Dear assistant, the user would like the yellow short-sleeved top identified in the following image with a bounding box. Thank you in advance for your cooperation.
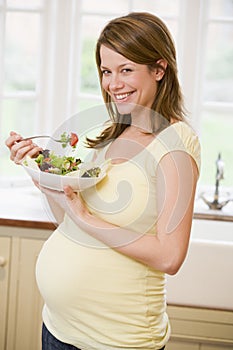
[36,122,201,350]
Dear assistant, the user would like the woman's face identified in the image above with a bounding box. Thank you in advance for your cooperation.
[100,45,159,115]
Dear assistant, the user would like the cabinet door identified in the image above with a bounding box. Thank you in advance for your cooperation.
[6,237,45,350]
[201,345,233,350]
[166,340,199,350]
[0,237,11,350]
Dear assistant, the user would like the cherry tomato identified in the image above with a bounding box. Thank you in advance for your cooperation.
[69,132,79,147]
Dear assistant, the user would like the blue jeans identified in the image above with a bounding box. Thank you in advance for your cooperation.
[42,324,81,350]
[42,323,165,350]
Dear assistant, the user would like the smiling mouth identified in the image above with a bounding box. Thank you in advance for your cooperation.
[114,92,134,100]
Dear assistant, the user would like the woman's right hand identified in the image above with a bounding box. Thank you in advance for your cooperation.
[5,131,43,164]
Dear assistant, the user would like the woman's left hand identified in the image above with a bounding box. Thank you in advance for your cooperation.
[63,185,90,219]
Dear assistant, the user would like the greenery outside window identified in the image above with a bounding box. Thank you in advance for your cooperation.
[0,0,232,193]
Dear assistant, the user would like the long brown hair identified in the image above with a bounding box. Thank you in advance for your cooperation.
[86,12,186,148]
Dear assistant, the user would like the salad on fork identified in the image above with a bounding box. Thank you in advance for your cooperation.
[19,131,79,148]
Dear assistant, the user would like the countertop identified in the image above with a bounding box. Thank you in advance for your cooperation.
[0,185,57,229]
[0,184,233,229]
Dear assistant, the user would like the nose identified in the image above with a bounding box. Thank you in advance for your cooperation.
[109,73,124,90]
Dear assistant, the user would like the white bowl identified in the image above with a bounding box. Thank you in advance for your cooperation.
[22,161,108,192]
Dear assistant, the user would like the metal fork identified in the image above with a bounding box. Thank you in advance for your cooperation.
[20,135,64,143]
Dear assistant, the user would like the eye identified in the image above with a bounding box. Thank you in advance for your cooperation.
[101,69,111,75]
[122,68,132,73]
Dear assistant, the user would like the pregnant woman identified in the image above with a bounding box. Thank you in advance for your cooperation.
[6,12,200,350]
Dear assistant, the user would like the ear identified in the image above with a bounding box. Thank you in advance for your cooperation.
[154,59,167,81]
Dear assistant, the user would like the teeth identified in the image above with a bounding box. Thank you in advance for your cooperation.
[115,92,131,100]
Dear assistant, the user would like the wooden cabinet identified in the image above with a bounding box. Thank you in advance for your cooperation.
[0,236,11,350]
[167,305,233,350]
[0,226,51,350]
[167,341,199,350]
[1,225,233,350]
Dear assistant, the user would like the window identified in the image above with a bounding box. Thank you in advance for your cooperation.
[0,0,232,191]
[0,0,43,179]
[198,0,233,188]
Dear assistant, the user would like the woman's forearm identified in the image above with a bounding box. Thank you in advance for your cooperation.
[65,206,185,275]
[63,151,198,275]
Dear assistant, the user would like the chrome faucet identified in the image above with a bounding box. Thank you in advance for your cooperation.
[201,153,231,210]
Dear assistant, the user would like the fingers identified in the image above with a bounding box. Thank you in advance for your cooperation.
[5,131,22,149]
[63,186,89,219]
[5,131,42,164]
[63,186,77,200]
[10,141,42,164]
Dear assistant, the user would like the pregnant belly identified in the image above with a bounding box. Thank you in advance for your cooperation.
[36,230,161,315]
[36,230,168,348]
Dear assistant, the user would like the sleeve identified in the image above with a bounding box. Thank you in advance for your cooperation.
[153,122,201,175]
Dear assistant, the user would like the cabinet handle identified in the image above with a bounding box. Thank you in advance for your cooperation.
[0,256,6,267]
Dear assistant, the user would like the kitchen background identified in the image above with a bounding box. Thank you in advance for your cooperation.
[0,0,232,194]
[0,1,233,350]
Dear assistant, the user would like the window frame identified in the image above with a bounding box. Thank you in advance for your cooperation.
[0,0,232,190]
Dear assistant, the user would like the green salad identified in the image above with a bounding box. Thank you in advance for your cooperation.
[23,149,101,177]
